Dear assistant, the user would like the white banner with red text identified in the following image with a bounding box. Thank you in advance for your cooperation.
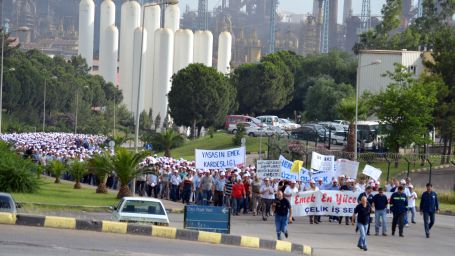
[291,190,392,217]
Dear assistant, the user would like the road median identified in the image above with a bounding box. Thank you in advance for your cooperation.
[0,213,312,255]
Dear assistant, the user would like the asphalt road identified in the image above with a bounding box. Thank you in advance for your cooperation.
[0,224,292,256]
[2,212,454,256]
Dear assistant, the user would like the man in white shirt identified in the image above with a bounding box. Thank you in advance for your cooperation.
[408,184,418,224]
[260,178,276,221]
[170,170,182,202]
[284,180,299,223]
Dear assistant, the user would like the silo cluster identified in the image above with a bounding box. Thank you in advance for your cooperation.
[78,0,232,128]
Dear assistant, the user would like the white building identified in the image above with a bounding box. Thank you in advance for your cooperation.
[358,49,425,95]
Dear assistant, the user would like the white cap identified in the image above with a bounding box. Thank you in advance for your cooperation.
[220,171,225,176]
[400,179,406,184]
[310,180,315,184]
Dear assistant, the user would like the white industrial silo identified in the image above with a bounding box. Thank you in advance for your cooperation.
[132,27,147,120]
[173,29,194,74]
[143,5,161,114]
[217,31,232,74]
[193,30,213,67]
[103,25,119,85]
[164,4,180,33]
[119,0,140,112]
[99,0,116,81]
[78,0,95,68]
[152,28,174,128]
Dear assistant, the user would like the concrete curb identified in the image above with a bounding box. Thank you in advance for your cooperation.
[0,213,313,255]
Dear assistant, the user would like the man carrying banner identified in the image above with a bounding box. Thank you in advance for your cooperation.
[390,186,408,237]
[272,191,292,240]
[352,196,371,251]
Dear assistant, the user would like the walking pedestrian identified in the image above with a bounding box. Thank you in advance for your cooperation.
[213,172,227,206]
[357,186,374,235]
[420,183,440,238]
[260,178,275,221]
[352,196,371,251]
[390,186,408,237]
[408,184,417,224]
[272,191,292,240]
[231,179,245,215]
[372,187,388,236]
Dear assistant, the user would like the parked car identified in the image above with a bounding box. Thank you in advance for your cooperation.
[230,122,286,137]
[0,192,20,214]
[291,125,326,142]
[224,115,262,130]
[330,131,348,145]
[279,118,301,130]
[333,120,349,130]
[256,115,280,127]
[318,122,346,132]
[228,122,262,134]
[111,197,169,225]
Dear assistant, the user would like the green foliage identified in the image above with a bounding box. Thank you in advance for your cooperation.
[368,65,438,152]
[232,61,293,115]
[232,123,246,146]
[151,129,185,157]
[68,161,88,189]
[207,126,216,138]
[48,160,65,183]
[88,153,112,182]
[304,76,354,121]
[0,142,39,193]
[169,64,236,135]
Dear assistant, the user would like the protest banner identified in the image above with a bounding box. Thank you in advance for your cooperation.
[195,147,245,169]
[310,169,334,184]
[257,160,281,179]
[291,190,392,217]
[311,152,335,172]
[279,155,311,182]
[362,165,382,181]
[334,159,360,178]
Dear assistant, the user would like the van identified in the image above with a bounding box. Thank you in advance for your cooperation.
[224,115,262,130]
[256,115,280,127]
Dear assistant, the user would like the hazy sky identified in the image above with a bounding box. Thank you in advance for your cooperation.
[178,0,419,24]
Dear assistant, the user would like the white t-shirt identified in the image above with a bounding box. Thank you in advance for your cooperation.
[408,191,418,207]
[260,184,275,199]
[284,185,299,202]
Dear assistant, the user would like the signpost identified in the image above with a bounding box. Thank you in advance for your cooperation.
[184,205,231,234]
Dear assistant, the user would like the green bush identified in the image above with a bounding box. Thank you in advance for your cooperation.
[232,123,246,146]
[0,142,40,193]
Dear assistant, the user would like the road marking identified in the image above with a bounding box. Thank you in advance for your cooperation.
[275,240,292,252]
[303,245,312,255]
[240,235,260,248]
[198,231,221,244]
[152,225,176,239]
[101,221,127,234]
[44,216,76,229]
[0,212,16,225]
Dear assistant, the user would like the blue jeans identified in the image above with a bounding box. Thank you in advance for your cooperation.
[408,207,416,223]
[423,211,435,236]
[275,214,289,240]
[202,190,212,205]
[375,209,387,234]
[357,223,368,249]
[242,196,250,213]
[194,190,202,205]
[232,197,243,214]
[170,184,179,201]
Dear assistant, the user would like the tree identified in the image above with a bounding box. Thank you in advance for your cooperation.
[232,61,293,115]
[151,129,184,157]
[337,96,368,154]
[111,148,149,199]
[87,153,112,193]
[48,160,65,184]
[303,76,354,121]
[169,64,235,137]
[368,65,438,152]
[68,161,88,189]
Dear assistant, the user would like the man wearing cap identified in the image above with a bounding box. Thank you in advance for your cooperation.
[408,184,418,224]
[260,178,275,221]
[200,170,214,206]
[390,186,408,237]
[284,180,298,223]
[251,175,262,216]
[420,183,439,238]
[308,180,319,224]
[170,170,182,202]
[213,171,227,206]
[193,170,203,205]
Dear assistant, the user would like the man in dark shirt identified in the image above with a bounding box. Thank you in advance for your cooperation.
[390,186,408,237]
[358,186,374,235]
[352,196,371,251]
[372,187,388,236]
[272,191,291,240]
[420,183,440,238]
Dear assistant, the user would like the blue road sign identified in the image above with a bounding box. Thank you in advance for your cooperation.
[144,144,153,150]
[184,205,230,234]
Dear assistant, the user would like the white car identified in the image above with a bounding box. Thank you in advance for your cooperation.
[111,197,169,226]
[228,121,265,134]
[279,118,301,130]
[330,131,348,145]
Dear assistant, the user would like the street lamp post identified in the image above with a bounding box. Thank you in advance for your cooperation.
[132,0,179,196]
[354,56,381,160]
[0,26,30,133]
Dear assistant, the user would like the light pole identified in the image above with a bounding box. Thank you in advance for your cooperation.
[43,76,57,132]
[0,26,30,133]
[74,86,89,134]
[132,0,179,196]
[354,56,381,160]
